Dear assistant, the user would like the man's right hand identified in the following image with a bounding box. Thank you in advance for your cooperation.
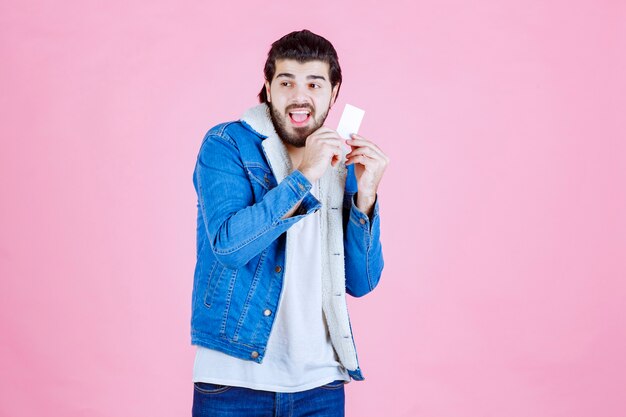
[297,127,343,183]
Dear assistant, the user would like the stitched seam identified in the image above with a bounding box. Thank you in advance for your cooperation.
[249,252,283,343]
[243,162,270,169]
[220,269,238,335]
[213,124,237,146]
[212,224,272,255]
[212,182,304,255]
[196,168,212,243]
[364,217,373,292]
[233,249,268,341]
[196,133,248,256]
[217,334,259,349]
[248,172,271,190]
[246,166,273,190]
[203,260,219,308]
[349,202,369,231]
[349,216,364,228]
[273,196,305,226]
[194,383,232,394]
[284,174,310,197]
[192,330,261,350]
[320,382,346,390]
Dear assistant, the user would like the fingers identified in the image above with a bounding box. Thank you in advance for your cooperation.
[346,135,383,153]
[315,138,342,155]
[308,130,389,170]
[346,134,389,163]
[345,155,371,166]
[309,129,342,147]
[316,136,343,145]
[346,145,379,160]
[310,126,341,140]
[311,126,337,135]
[346,153,389,168]
[347,133,377,146]
[309,130,342,152]
[306,128,342,167]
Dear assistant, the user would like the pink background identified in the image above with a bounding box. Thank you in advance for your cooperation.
[2,0,625,416]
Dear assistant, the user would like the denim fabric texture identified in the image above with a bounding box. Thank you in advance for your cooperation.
[191,107,384,381]
[192,380,346,417]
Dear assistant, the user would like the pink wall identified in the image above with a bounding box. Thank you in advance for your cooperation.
[2,0,625,416]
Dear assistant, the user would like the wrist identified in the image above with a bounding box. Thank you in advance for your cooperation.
[355,192,376,217]
[297,165,316,183]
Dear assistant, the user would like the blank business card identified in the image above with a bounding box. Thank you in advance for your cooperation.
[336,104,365,139]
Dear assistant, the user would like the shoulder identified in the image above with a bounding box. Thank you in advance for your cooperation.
[200,120,263,151]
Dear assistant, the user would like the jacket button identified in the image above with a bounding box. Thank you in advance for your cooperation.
[275,266,282,273]
[359,218,366,225]
[251,351,259,359]
[263,309,272,316]
[298,183,305,191]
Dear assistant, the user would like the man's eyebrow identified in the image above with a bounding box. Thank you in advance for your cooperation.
[275,73,327,81]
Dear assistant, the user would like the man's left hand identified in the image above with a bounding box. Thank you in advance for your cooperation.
[345,134,390,216]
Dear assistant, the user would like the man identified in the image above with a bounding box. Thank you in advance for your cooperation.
[191,29,389,417]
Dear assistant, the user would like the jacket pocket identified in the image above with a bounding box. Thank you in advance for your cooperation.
[245,163,275,191]
[203,260,223,308]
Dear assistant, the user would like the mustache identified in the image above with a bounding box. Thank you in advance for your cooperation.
[285,103,314,113]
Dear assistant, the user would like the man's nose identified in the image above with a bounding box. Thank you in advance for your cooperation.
[290,84,310,102]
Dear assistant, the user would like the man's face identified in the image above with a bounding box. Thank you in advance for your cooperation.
[265,59,339,148]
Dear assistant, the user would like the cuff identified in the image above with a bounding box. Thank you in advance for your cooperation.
[285,169,312,196]
[275,170,321,223]
[349,194,379,232]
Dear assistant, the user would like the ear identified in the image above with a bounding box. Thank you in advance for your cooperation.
[265,80,271,102]
[329,83,340,108]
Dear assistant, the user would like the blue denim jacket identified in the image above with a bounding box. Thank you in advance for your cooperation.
[191,104,384,381]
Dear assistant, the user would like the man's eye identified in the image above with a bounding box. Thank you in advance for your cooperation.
[281,82,291,87]
[309,84,320,89]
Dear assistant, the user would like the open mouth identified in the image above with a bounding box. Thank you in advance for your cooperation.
[288,110,311,126]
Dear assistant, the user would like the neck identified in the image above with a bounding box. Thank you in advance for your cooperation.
[285,142,305,171]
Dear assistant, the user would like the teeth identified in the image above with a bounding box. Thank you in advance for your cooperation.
[290,111,310,115]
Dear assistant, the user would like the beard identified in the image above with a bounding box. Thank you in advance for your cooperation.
[268,101,331,148]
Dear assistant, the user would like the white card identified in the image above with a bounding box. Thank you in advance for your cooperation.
[336,104,365,139]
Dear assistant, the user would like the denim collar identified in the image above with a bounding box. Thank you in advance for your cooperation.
[240,103,292,183]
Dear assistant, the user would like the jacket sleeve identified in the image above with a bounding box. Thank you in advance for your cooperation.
[343,165,384,297]
[193,131,320,269]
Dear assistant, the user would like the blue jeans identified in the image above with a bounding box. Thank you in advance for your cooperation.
[192,380,346,417]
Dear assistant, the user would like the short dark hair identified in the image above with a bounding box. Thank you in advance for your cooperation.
[258,29,342,103]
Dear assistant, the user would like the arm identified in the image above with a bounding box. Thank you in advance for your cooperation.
[342,133,389,297]
[193,131,320,269]
[343,164,384,297]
